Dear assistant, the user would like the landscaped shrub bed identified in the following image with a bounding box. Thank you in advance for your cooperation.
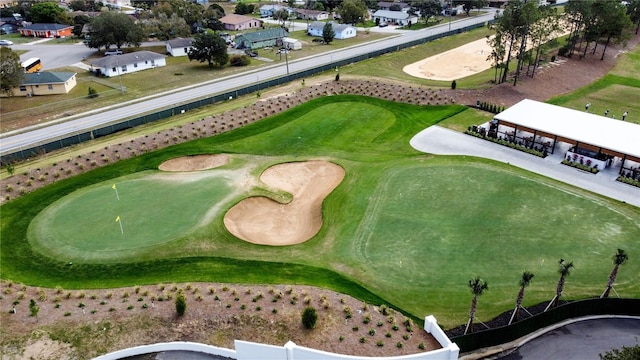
[465,129,547,158]
[561,159,599,174]
[616,176,640,188]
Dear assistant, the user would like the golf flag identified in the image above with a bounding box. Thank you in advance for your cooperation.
[112,183,120,200]
[115,215,123,234]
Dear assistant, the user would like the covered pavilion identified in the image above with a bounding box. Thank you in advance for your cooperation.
[490,99,640,177]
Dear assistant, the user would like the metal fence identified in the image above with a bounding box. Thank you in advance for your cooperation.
[451,298,640,353]
[1,21,491,165]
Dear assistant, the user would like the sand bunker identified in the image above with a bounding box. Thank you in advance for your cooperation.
[403,37,493,81]
[224,161,345,246]
[159,154,229,172]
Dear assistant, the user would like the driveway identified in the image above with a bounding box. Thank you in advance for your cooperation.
[410,126,639,208]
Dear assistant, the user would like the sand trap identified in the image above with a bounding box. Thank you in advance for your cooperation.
[403,37,493,81]
[159,154,229,172]
[224,160,345,246]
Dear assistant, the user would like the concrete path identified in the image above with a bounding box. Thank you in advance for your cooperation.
[410,126,639,208]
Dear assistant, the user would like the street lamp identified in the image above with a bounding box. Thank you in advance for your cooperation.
[448,1,454,32]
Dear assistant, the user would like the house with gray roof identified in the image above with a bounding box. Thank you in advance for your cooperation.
[166,38,193,56]
[307,21,356,39]
[259,4,290,18]
[234,27,289,50]
[89,51,166,77]
[372,10,418,26]
[19,23,73,38]
[11,72,77,96]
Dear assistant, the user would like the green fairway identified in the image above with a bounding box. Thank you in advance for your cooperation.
[2,96,639,328]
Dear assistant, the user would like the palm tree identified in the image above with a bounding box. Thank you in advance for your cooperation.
[464,277,489,335]
[544,259,574,312]
[601,249,628,298]
[509,271,534,325]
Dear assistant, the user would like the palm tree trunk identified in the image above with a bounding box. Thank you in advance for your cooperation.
[508,287,525,325]
[554,275,566,307]
[601,264,619,298]
[464,296,478,334]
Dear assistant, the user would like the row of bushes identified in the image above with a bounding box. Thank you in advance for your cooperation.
[476,101,505,114]
[465,129,547,158]
[561,159,599,174]
[616,176,640,188]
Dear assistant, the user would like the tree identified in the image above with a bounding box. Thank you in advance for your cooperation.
[627,0,640,35]
[29,299,39,318]
[69,0,87,11]
[301,307,318,329]
[601,249,628,298]
[545,259,574,311]
[458,0,487,17]
[322,22,335,44]
[0,47,23,96]
[29,2,65,23]
[508,271,534,325]
[144,13,191,40]
[87,11,144,50]
[410,0,441,24]
[205,3,225,20]
[234,2,255,15]
[464,277,488,335]
[273,8,289,27]
[594,1,632,60]
[188,31,228,68]
[175,291,186,316]
[600,345,640,360]
[336,0,368,25]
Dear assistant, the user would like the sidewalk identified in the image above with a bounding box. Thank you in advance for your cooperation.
[410,126,639,208]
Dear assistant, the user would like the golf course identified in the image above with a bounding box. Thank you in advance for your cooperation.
[3,95,639,328]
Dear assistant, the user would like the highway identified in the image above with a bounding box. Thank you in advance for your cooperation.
[0,12,495,157]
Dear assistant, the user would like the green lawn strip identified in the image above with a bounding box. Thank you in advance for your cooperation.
[3,95,639,329]
[438,107,494,132]
[548,75,640,124]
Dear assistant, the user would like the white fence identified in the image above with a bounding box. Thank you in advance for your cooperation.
[93,315,459,360]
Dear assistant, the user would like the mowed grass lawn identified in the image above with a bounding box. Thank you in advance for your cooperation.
[2,96,639,328]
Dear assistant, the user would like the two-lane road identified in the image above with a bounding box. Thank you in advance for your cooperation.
[1,12,495,157]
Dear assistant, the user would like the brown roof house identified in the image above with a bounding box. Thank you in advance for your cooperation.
[219,14,262,31]
[11,72,77,97]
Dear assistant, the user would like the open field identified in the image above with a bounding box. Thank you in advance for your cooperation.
[3,96,639,330]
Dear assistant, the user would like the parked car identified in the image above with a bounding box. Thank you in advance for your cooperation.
[0,39,14,46]
[104,49,123,56]
[244,49,258,57]
[378,22,388,28]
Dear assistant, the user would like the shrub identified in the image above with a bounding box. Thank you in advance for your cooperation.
[230,54,251,66]
[175,291,187,316]
[451,80,457,90]
[302,307,318,329]
[397,342,403,348]
[377,340,384,347]
[359,337,366,343]
[369,328,376,336]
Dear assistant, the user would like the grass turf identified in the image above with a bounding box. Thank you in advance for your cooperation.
[2,95,640,328]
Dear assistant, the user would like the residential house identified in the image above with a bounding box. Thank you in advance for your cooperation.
[372,10,418,26]
[234,27,288,49]
[12,72,77,97]
[89,51,166,77]
[166,37,193,56]
[293,8,329,21]
[307,21,356,40]
[19,23,73,38]
[259,4,288,18]
[377,1,411,12]
[219,14,262,31]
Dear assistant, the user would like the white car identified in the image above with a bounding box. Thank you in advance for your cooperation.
[104,49,123,56]
[0,39,14,46]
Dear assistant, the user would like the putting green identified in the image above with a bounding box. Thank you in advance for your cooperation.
[28,170,236,261]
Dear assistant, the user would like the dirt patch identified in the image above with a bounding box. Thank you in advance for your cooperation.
[158,154,229,172]
[404,37,492,81]
[224,161,345,246]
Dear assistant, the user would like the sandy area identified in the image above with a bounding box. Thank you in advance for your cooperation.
[224,161,345,246]
[158,154,229,172]
[403,37,493,81]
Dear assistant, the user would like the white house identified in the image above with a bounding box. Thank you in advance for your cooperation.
[89,51,166,77]
[372,10,418,26]
[166,38,193,57]
[282,37,302,50]
[307,21,356,40]
[259,4,289,17]
[293,8,329,21]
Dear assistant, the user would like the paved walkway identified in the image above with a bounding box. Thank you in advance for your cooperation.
[410,126,639,208]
